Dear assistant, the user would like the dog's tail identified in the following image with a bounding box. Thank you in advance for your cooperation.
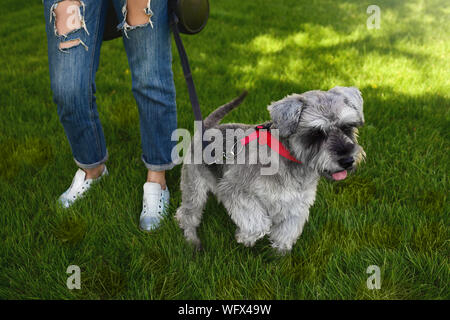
[203,90,248,128]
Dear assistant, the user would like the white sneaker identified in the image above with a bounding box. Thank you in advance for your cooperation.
[58,166,108,208]
[139,182,170,232]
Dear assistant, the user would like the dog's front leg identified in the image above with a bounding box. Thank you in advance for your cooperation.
[269,208,309,253]
[222,196,271,247]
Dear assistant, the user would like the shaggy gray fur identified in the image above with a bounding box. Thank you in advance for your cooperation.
[175,86,366,253]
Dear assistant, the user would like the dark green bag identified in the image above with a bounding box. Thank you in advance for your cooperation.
[103,0,209,40]
[169,0,209,34]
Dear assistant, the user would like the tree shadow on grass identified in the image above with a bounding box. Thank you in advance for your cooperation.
[209,0,447,36]
[174,0,447,121]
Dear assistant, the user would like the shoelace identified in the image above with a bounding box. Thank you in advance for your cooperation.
[65,179,92,201]
[142,191,165,217]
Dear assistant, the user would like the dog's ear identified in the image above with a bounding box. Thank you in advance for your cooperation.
[267,94,303,137]
[329,86,364,124]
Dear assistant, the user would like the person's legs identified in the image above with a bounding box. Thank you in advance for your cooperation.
[112,0,177,230]
[44,0,109,206]
[113,0,177,184]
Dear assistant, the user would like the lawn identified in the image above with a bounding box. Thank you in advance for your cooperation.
[0,0,448,299]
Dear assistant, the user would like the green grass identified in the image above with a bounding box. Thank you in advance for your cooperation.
[0,0,448,299]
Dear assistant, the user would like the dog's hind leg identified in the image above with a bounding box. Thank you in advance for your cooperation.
[175,165,210,249]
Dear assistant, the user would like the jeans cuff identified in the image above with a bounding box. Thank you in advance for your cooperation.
[141,155,178,171]
[74,150,108,169]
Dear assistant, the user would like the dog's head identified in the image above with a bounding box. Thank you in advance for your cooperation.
[267,86,366,180]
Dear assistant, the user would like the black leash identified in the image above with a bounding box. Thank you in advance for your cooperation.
[169,12,205,127]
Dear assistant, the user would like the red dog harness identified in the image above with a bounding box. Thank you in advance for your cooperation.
[240,124,302,164]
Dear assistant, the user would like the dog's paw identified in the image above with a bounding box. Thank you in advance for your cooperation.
[185,240,203,257]
[236,235,257,247]
[235,230,267,247]
[186,237,202,252]
[195,242,203,252]
[271,243,292,255]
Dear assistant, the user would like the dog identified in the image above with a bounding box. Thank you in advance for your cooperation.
[175,86,365,253]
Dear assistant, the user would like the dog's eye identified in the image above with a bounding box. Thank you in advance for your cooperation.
[311,129,326,139]
[304,129,327,147]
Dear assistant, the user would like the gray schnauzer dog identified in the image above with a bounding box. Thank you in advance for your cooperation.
[175,86,365,253]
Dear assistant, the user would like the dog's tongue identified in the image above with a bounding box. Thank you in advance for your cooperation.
[332,170,347,181]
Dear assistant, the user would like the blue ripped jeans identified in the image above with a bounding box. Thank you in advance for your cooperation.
[43,0,177,171]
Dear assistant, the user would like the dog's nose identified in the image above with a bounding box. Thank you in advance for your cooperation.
[338,157,354,169]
